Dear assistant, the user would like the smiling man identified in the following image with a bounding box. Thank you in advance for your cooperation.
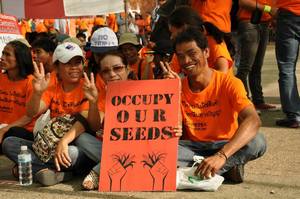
[166,27,267,183]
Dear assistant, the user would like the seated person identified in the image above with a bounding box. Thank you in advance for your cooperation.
[2,42,94,186]
[0,40,34,153]
[161,27,266,183]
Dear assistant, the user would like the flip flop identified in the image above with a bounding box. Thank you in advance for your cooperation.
[82,170,99,190]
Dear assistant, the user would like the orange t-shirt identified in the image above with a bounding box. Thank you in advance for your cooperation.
[41,79,89,118]
[95,74,106,112]
[107,14,118,33]
[191,0,232,33]
[44,19,55,32]
[36,21,48,33]
[0,74,35,131]
[130,59,154,80]
[276,0,300,15]
[207,35,233,71]
[94,16,106,26]
[238,0,273,22]
[181,70,252,142]
[20,20,31,37]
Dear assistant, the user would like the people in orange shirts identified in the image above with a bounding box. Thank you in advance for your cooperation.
[0,41,34,152]
[2,42,95,186]
[168,6,233,74]
[119,32,154,80]
[162,27,266,183]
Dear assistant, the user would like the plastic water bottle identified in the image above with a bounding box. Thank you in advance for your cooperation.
[18,145,32,186]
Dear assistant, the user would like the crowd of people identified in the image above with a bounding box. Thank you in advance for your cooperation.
[0,0,299,191]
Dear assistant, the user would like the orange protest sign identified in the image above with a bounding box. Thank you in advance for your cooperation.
[99,79,180,192]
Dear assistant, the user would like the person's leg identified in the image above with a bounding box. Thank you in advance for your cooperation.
[75,133,103,190]
[2,137,54,174]
[219,133,267,174]
[177,140,228,167]
[249,23,269,105]
[0,127,33,154]
[276,10,300,124]
[236,21,259,98]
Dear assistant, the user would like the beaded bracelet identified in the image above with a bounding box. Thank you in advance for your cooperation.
[216,150,228,161]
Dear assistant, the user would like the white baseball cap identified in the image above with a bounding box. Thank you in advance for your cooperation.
[90,27,118,53]
[53,42,84,64]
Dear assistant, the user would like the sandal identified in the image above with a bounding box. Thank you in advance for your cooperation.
[82,170,99,190]
[11,164,18,179]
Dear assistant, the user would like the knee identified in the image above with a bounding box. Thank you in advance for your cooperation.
[74,133,91,147]
[245,133,267,158]
[68,145,81,161]
[2,137,17,155]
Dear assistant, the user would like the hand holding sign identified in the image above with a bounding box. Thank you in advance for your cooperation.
[83,72,98,104]
[32,62,50,95]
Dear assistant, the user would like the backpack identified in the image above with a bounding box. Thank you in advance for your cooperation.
[32,114,76,163]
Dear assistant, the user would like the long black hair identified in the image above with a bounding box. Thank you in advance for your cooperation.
[7,40,34,78]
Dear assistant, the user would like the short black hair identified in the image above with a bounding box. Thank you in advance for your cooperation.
[31,37,56,53]
[7,41,34,78]
[169,6,204,31]
[174,26,208,51]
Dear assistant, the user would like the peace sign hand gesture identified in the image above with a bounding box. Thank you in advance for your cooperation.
[159,61,180,80]
[32,62,51,95]
[83,72,98,104]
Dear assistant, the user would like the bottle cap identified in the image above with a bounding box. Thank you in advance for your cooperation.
[20,145,28,151]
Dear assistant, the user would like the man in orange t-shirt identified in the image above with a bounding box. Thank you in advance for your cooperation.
[162,27,266,183]
[236,0,277,111]
[275,0,300,128]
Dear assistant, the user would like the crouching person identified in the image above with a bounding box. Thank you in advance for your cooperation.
[162,27,266,183]
[2,42,95,186]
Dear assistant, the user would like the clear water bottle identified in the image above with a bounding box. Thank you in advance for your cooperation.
[18,145,32,186]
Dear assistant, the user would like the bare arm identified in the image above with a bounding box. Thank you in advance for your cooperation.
[82,72,104,131]
[239,0,278,16]
[221,105,261,158]
[195,105,261,178]
[26,62,50,117]
[214,57,229,73]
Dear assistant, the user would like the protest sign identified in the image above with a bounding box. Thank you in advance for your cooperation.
[0,14,22,57]
[99,79,180,192]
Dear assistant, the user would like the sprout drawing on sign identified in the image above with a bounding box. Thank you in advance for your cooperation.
[141,152,168,191]
[108,153,136,191]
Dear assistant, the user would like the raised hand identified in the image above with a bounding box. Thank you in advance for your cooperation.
[159,61,180,79]
[32,62,50,94]
[83,72,98,104]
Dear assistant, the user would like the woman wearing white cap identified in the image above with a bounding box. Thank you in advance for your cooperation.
[2,42,96,186]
